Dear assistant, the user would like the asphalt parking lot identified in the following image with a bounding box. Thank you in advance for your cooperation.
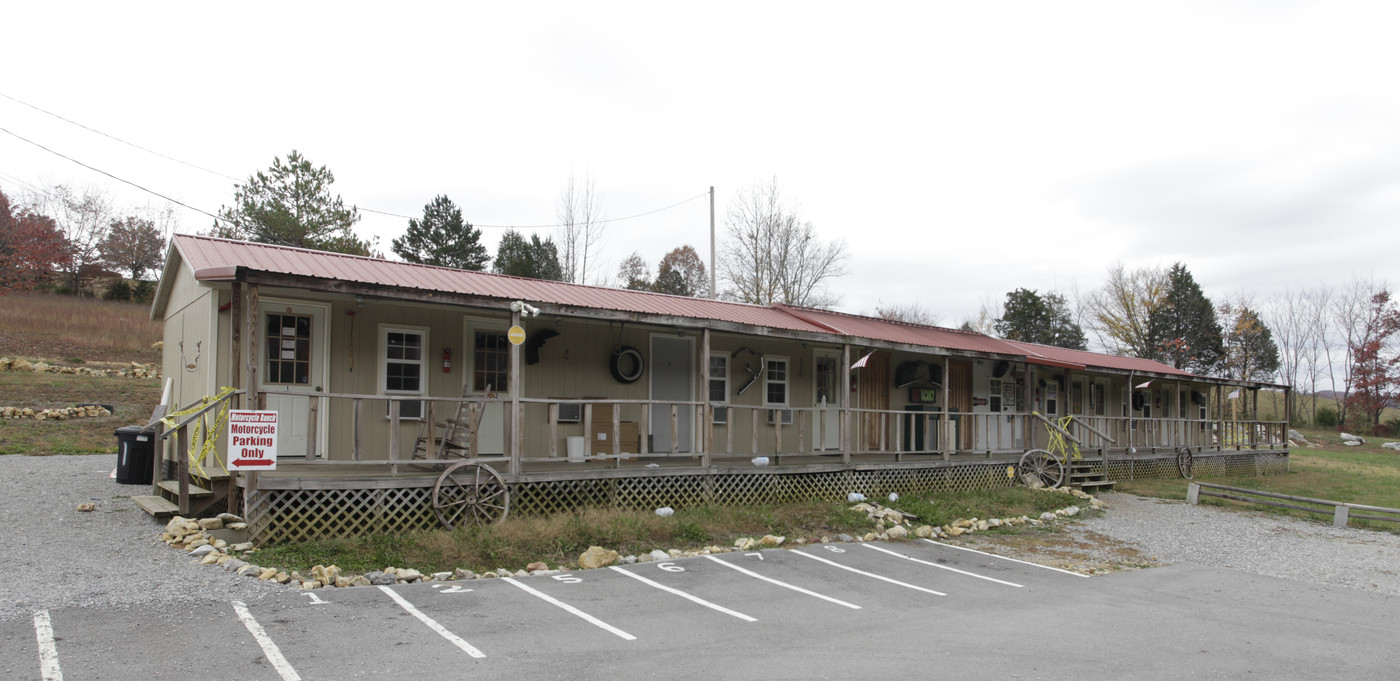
[9,537,1399,681]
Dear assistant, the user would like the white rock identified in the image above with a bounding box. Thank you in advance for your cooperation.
[1344,440,1361,446]
[1039,512,1057,521]
[886,525,908,539]
[1383,442,1400,451]
[188,544,218,557]
[888,493,899,502]
[649,549,669,561]
[654,507,674,517]
[1340,432,1365,443]
[620,555,638,564]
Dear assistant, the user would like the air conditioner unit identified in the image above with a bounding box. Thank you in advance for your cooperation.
[768,408,794,425]
[712,405,728,425]
[556,403,581,423]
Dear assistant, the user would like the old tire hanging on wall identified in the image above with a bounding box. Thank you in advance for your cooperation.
[610,346,644,384]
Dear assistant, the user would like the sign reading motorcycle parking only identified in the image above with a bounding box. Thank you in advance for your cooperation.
[228,410,279,470]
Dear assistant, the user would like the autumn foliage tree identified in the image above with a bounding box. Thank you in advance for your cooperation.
[0,189,69,292]
[654,245,708,297]
[99,216,165,280]
[1342,290,1400,434]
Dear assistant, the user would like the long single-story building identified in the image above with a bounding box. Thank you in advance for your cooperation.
[145,234,1290,543]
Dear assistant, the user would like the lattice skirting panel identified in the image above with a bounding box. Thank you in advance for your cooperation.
[1101,451,1289,482]
[245,452,1287,544]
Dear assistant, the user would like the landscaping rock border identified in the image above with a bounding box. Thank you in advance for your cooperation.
[0,357,159,379]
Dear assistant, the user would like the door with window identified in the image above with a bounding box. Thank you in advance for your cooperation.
[813,350,841,451]
[465,320,509,455]
[258,301,328,458]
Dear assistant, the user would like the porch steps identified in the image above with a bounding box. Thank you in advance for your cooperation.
[1068,462,1116,493]
[157,480,214,497]
[131,494,180,517]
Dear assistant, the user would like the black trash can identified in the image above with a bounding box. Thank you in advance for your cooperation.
[114,425,155,485]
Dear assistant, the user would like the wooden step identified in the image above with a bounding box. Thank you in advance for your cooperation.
[1074,480,1117,491]
[157,480,213,497]
[194,469,229,482]
[132,495,180,517]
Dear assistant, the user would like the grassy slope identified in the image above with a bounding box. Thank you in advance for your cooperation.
[0,293,164,455]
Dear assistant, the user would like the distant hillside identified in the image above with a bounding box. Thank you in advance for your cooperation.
[0,293,161,364]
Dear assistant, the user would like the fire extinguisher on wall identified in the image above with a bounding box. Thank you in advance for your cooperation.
[442,348,452,373]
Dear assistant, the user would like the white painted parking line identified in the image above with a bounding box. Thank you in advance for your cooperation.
[608,566,758,622]
[921,539,1090,578]
[863,543,1024,587]
[33,610,63,681]
[502,578,637,640]
[232,601,303,680]
[377,586,488,658]
[792,549,947,596]
[703,555,862,609]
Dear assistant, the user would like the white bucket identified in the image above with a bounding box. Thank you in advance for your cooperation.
[566,436,586,463]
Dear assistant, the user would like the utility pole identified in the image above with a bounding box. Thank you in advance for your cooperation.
[709,186,716,299]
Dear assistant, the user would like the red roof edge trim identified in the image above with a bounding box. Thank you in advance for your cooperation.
[771,304,850,336]
[193,266,239,281]
[1026,357,1087,370]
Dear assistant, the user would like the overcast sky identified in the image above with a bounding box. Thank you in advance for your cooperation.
[3,1,1396,333]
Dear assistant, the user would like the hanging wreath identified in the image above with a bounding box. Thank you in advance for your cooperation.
[610,346,644,383]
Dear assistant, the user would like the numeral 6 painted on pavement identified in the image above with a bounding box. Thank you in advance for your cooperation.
[656,562,685,572]
[553,574,583,584]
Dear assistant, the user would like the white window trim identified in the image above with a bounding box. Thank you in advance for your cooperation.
[764,355,790,408]
[379,324,429,421]
[709,352,729,425]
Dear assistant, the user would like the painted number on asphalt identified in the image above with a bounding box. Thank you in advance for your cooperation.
[553,574,583,584]
[746,552,764,560]
[824,546,846,553]
[657,562,685,572]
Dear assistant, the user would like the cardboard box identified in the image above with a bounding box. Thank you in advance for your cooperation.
[589,421,640,457]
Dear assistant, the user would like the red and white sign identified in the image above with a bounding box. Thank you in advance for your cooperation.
[228,410,279,470]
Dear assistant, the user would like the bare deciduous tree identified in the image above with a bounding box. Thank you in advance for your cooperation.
[875,301,942,326]
[719,178,847,308]
[1331,276,1380,425]
[31,185,114,293]
[1263,288,1312,423]
[557,171,606,285]
[1087,262,1167,357]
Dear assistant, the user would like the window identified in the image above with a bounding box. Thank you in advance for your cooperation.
[1045,381,1059,415]
[473,330,509,392]
[1071,381,1084,415]
[381,327,426,419]
[1003,379,1018,412]
[265,313,311,385]
[765,357,788,406]
[989,379,1002,412]
[1091,383,1105,416]
[709,353,729,424]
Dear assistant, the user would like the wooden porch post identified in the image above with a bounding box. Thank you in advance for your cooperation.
[840,344,851,464]
[700,328,711,467]
[941,358,952,461]
[508,309,522,475]
[228,281,242,511]
[243,282,260,517]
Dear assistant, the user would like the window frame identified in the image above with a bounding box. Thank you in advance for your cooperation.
[764,356,790,408]
[379,324,428,421]
[708,352,729,425]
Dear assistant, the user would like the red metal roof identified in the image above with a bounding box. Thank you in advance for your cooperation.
[166,234,1199,379]
[1000,339,1195,378]
[169,234,834,335]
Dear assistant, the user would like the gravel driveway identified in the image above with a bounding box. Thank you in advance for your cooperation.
[5,454,1398,623]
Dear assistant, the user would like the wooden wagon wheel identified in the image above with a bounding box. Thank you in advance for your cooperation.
[432,461,510,529]
[1017,448,1065,489]
[1177,447,1195,480]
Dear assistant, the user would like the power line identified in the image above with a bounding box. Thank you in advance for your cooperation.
[0,124,227,223]
[0,91,242,182]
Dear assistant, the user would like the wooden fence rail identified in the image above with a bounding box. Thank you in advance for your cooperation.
[1187,482,1400,528]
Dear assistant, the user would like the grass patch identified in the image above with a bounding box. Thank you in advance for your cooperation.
[0,371,162,455]
[0,293,161,364]
[252,488,1076,575]
[1115,435,1400,532]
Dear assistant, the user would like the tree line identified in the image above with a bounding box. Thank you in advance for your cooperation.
[0,185,170,300]
[960,263,1399,435]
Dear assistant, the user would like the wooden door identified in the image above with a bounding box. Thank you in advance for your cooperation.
[948,360,973,450]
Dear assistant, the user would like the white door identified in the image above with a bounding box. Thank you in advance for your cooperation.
[650,335,694,453]
[465,320,509,455]
[258,301,328,458]
[813,350,841,450]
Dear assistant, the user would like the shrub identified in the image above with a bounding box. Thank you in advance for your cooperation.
[132,280,156,303]
[104,280,133,302]
[1315,406,1339,428]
